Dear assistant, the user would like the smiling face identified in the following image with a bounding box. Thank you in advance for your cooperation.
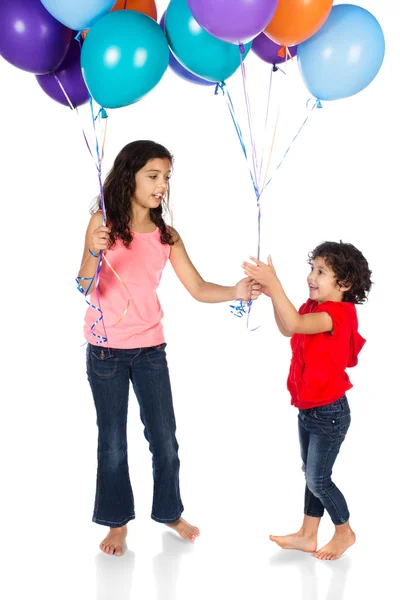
[307,256,350,304]
[132,157,172,210]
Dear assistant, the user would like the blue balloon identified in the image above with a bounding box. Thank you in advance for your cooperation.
[160,11,214,86]
[165,0,251,83]
[40,0,115,31]
[297,4,385,101]
[81,11,169,108]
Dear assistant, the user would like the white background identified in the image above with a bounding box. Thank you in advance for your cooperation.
[0,1,398,598]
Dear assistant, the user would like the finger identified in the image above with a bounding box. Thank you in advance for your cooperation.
[249,256,261,264]
[243,269,258,279]
[96,226,111,233]
[242,262,258,272]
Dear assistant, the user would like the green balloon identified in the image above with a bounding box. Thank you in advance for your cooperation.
[81,10,169,108]
[165,0,251,83]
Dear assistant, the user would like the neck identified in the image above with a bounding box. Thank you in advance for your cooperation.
[131,203,152,228]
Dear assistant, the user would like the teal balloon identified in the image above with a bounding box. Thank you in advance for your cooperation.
[81,10,169,108]
[165,0,251,83]
[297,4,385,101]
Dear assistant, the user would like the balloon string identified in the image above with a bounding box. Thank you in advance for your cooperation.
[260,51,289,192]
[103,255,131,326]
[216,66,261,330]
[258,65,274,185]
[215,83,258,197]
[260,98,321,197]
[53,74,98,168]
[239,45,260,192]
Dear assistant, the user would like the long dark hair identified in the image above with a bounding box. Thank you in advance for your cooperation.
[91,140,174,248]
[308,241,373,304]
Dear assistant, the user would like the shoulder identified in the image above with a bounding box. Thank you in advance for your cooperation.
[299,299,317,315]
[315,301,353,321]
[167,226,182,245]
[315,301,355,337]
[88,210,103,229]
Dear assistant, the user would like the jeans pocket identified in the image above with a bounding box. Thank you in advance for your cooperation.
[311,406,351,441]
[145,343,167,368]
[90,345,118,377]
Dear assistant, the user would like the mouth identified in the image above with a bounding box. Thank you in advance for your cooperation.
[309,285,318,292]
[152,194,164,202]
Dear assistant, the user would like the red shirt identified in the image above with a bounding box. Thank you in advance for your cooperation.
[287,299,366,410]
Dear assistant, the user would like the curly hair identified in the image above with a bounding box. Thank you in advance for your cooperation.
[308,241,373,304]
[91,140,174,248]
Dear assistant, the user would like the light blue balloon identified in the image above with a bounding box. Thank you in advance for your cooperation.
[297,4,385,101]
[40,0,115,31]
[81,11,169,108]
[165,0,251,83]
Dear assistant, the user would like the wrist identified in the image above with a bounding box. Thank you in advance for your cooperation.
[89,248,100,258]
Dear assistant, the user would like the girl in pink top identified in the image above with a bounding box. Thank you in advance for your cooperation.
[77,140,261,556]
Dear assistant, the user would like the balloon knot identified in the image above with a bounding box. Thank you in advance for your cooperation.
[239,43,245,54]
[272,64,278,72]
[100,108,108,118]
[277,46,286,58]
[74,31,82,41]
[316,99,322,109]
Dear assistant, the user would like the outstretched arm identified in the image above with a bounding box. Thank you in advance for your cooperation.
[243,256,333,335]
[169,229,261,303]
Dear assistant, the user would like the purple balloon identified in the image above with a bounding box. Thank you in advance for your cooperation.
[35,40,89,108]
[0,0,73,74]
[252,32,297,65]
[160,12,214,86]
[187,0,279,44]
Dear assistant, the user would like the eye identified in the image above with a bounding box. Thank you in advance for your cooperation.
[149,175,157,179]
[318,270,324,275]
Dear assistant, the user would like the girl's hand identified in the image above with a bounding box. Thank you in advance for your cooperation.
[92,226,110,254]
[242,255,278,292]
[235,277,262,302]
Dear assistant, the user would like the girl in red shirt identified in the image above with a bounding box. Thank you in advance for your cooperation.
[243,241,372,560]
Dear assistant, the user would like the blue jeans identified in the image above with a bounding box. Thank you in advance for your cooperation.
[298,395,351,525]
[86,342,184,527]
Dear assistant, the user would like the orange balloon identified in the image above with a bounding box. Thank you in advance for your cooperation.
[112,0,157,21]
[264,0,333,48]
[81,0,157,38]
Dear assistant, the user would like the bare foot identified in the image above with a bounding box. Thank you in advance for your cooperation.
[100,525,127,556]
[167,518,200,543]
[269,531,317,553]
[314,528,356,560]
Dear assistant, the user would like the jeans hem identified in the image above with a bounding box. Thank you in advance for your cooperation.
[304,511,324,518]
[151,508,184,524]
[331,515,350,526]
[92,514,135,527]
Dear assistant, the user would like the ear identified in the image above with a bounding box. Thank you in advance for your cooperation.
[338,281,352,292]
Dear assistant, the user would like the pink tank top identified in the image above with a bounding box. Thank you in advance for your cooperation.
[84,228,171,349]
